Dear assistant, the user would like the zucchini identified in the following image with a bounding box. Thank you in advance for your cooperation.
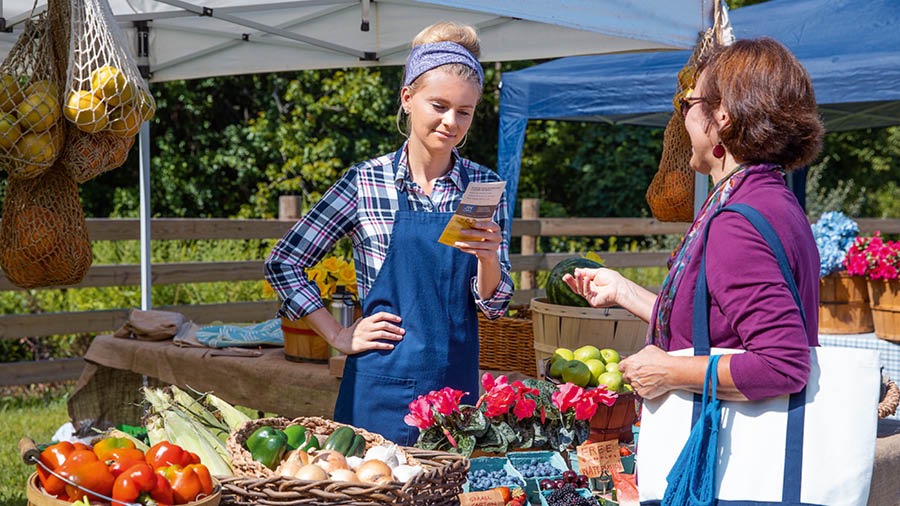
[323,426,358,456]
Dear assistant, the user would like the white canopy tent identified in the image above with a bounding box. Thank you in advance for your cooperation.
[0,0,717,307]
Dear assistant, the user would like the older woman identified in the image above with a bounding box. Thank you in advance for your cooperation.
[564,37,824,402]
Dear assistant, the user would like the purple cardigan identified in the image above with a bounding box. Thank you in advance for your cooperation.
[666,170,820,400]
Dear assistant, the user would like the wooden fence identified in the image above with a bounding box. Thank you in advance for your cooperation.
[2,196,899,386]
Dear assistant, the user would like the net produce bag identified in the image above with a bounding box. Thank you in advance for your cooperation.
[646,3,732,222]
[0,12,66,180]
[0,163,93,288]
[60,0,155,182]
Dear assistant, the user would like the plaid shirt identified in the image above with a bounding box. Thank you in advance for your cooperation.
[265,146,514,321]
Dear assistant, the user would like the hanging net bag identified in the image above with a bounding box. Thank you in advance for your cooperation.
[645,3,733,222]
[0,163,93,288]
[0,11,66,180]
[59,0,154,183]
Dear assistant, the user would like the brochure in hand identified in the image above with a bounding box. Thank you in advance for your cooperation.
[438,181,506,247]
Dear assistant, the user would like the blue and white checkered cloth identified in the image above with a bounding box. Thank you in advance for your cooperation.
[820,332,900,420]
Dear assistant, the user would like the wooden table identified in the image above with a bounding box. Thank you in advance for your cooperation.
[68,334,341,430]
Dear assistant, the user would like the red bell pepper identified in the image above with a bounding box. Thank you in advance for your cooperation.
[60,459,116,503]
[145,441,200,470]
[93,436,137,461]
[107,447,149,477]
[42,449,99,497]
[157,464,213,504]
[36,441,91,494]
[113,462,174,505]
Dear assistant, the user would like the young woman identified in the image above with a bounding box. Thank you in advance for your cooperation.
[265,22,513,445]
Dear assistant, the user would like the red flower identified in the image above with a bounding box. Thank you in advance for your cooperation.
[843,232,900,280]
[404,395,436,429]
[428,387,465,416]
[552,383,618,421]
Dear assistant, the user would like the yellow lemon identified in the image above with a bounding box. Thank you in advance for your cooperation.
[16,90,60,131]
[0,113,22,150]
[16,130,56,164]
[108,104,142,137]
[91,66,134,106]
[0,74,24,113]
[65,91,109,133]
[24,80,59,99]
[138,88,155,121]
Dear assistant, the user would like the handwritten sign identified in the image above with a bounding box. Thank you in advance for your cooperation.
[458,489,505,506]
[576,440,623,477]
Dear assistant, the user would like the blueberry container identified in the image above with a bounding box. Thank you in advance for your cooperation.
[463,456,527,493]
[506,450,568,504]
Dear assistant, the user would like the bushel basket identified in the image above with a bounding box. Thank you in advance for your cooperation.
[223,416,468,505]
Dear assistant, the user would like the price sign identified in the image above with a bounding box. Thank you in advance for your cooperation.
[458,489,505,506]
[576,440,623,477]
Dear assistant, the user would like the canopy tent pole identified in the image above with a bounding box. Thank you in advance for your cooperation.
[138,120,152,310]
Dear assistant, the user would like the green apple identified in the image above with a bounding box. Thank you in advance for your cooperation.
[549,358,567,379]
[561,360,592,388]
[596,371,624,392]
[605,362,620,373]
[552,347,575,363]
[573,345,602,363]
[599,348,621,364]
[584,358,606,387]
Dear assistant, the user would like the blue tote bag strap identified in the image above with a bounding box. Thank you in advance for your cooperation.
[686,203,808,504]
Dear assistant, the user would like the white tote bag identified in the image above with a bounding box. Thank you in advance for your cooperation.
[637,204,880,505]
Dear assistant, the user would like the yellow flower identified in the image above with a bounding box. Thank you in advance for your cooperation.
[321,256,342,272]
[337,263,357,284]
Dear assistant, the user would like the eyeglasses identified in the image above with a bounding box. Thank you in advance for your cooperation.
[679,96,706,118]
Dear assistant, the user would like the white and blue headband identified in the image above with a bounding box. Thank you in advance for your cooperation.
[403,41,484,87]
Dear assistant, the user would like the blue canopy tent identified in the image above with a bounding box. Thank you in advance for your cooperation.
[497,0,900,220]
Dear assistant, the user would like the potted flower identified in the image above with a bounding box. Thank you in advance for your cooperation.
[811,212,872,334]
[405,373,617,458]
[279,254,359,362]
[844,232,900,342]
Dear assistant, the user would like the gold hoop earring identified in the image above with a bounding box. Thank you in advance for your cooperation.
[457,133,468,149]
[395,108,409,138]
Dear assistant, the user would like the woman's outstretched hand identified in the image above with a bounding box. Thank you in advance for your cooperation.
[562,267,623,308]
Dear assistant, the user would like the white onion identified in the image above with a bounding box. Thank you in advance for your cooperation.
[392,464,424,483]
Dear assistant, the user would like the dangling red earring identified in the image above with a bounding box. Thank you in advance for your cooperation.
[712,141,726,159]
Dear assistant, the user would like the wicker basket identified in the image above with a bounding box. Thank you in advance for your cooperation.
[531,298,648,371]
[819,272,873,334]
[879,376,900,419]
[478,307,537,377]
[227,416,390,479]
[26,472,221,506]
[219,448,467,506]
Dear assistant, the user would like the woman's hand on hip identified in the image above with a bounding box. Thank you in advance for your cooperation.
[562,267,623,308]
[618,345,677,399]
[333,312,404,355]
[454,220,502,262]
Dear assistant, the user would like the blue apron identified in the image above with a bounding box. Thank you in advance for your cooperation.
[333,149,480,446]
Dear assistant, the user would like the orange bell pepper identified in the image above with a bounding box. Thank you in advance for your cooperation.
[42,448,98,497]
[106,447,149,477]
[93,436,137,461]
[36,441,91,494]
[60,459,116,503]
[145,441,200,470]
[157,464,213,504]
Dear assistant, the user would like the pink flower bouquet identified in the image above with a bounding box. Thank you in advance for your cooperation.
[844,231,900,280]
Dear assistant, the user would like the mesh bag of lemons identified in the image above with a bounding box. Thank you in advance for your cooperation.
[60,0,155,182]
[0,13,66,180]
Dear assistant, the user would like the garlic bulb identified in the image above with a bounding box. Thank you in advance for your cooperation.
[392,464,424,483]
[363,443,403,468]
